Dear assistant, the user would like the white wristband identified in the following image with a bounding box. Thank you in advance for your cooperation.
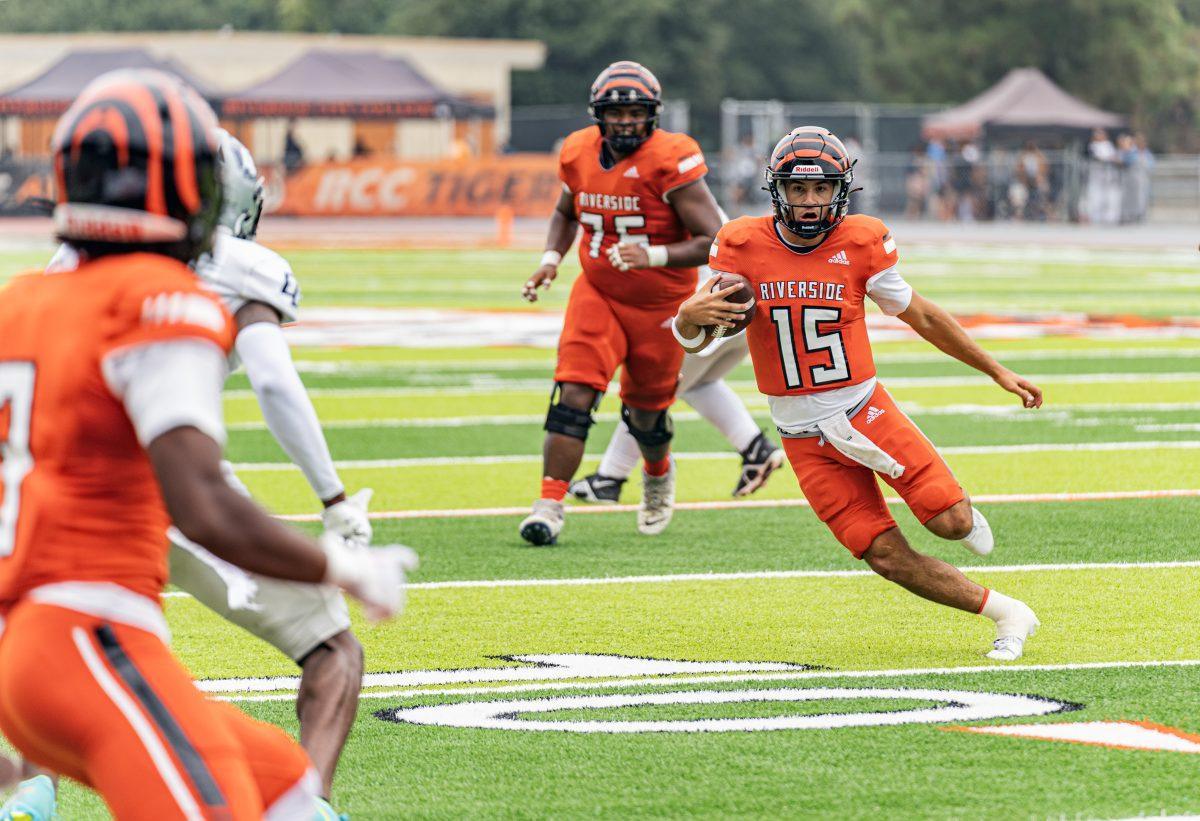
[540,250,563,268]
[670,315,707,350]
[645,245,669,267]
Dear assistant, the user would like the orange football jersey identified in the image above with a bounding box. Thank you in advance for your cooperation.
[0,253,234,607]
[710,214,899,396]
[558,126,708,307]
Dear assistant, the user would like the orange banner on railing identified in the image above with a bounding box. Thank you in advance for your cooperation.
[275,154,561,217]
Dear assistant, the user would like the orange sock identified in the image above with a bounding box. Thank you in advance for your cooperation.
[644,456,671,477]
[541,477,569,501]
[976,588,991,614]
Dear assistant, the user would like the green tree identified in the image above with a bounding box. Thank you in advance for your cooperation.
[387,0,863,144]
[836,0,1200,149]
[0,0,279,31]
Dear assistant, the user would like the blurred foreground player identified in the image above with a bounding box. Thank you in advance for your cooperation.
[520,60,724,544]
[0,70,415,817]
[674,126,1042,660]
[38,129,375,812]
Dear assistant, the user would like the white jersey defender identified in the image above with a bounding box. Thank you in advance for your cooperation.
[48,232,364,661]
[171,230,358,662]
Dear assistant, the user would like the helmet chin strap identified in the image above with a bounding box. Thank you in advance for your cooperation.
[777,181,840,239]
[604,131,646,155]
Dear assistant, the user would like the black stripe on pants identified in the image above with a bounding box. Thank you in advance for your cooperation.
[94,624,228,810]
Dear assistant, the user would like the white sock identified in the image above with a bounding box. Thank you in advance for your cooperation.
[596,421,641,480]
[979,589,1033,636]
[682,379,760,453]
[960,507,994,556]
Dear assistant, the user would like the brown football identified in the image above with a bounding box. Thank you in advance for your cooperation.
[705,272,756,340]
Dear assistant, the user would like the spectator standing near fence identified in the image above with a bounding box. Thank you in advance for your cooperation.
[1133,134,1154,222]
[1014,141,1049,221]
[1117,134,1140,224]
[1085,129,1119,224]
[284,121,305,171]
[953,141,983,221]
[904,144,929,219]
[926,138,948,218]
[726,134,761,210]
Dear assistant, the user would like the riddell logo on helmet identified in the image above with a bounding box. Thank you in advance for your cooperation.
[790,165,824,175]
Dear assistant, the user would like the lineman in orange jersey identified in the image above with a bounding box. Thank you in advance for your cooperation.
[674,126,1044,661]
[519,61,724,544]
[0,70,416,818]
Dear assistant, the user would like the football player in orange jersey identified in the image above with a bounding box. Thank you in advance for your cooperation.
[0,70,417,818]
[519,60,725,545]
[673,126,1044,661]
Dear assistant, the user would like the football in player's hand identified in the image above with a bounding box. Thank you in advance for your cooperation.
[707,273,756,339]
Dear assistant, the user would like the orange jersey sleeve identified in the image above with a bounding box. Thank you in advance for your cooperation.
[0,253,234,607]
[559,127,708,308]
[711,215,893,397]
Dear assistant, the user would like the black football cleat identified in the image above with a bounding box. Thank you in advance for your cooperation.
[734,432,785,497]
[568,473,626,505]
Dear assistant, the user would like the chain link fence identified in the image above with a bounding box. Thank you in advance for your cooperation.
[717,98,1197,224]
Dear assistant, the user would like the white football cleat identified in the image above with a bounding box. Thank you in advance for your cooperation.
[960,506,994,556]
[638,459,675,535]
[519,499,565,546]
[986,601,1040,661]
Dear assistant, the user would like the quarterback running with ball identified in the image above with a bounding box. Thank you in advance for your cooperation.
[673,126,1043,661]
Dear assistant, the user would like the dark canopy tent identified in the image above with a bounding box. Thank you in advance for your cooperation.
[922,68,1124,146]
[0,48,217,115]
[221,50,491,119]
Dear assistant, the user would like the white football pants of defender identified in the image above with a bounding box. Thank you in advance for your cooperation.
[168,461,352,663]
[596,331,761,480]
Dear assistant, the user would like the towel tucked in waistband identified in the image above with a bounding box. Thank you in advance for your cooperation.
[814,412,906,479]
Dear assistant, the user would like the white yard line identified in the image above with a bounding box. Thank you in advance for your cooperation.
[228,441,1200,472]
[218,658,1200,702]
[164,556,1200,602]
[282,346,1196,375]
[256,488,1200,522]
[225,401,1200,431]
[223,371,1200,400]
[904,401,1200,416]
[290,345,1200,372]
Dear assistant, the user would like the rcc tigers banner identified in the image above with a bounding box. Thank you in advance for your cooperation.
[275,154,561,217]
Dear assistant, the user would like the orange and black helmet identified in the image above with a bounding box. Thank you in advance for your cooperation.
[764,126,856,239]
[588,61,663,154]
[51,68,222,263]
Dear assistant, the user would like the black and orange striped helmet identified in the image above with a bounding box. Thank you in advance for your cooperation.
[764,126,856,239]
[51,69,222,263]
[588,61,663,155]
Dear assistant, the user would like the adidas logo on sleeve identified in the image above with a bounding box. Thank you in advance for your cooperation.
[827,250,850,266]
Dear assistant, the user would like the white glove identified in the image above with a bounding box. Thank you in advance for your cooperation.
[320,531,419,622]
[322,487,373,548]
[606,241,632,271]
